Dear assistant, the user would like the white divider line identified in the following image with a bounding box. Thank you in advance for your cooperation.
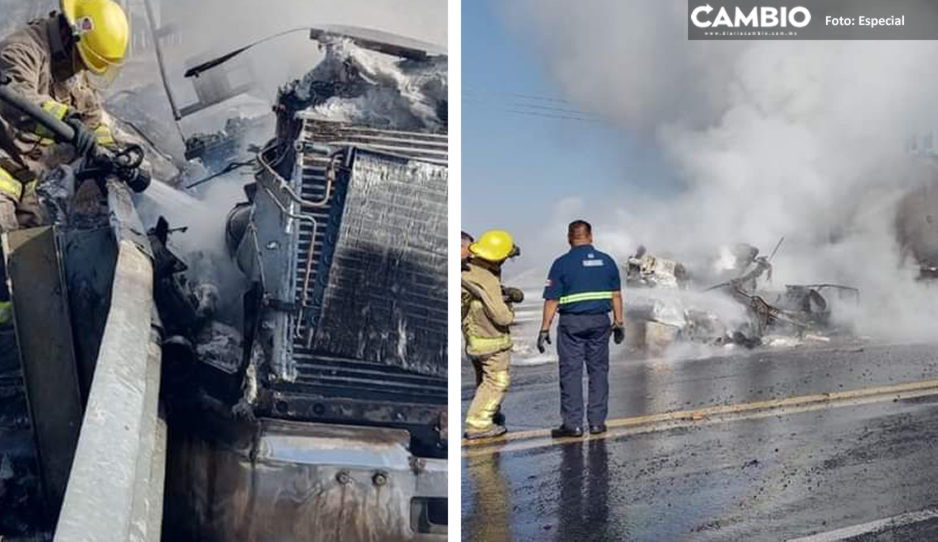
[788,508,938,541]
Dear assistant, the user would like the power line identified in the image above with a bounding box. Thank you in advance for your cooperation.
[464,86,573,105]
[464,96,603,118]
[463,100,604,123]
[463,86,610,123]
[463,96,604,121]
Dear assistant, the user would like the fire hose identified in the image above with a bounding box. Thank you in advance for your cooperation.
[0,76,151,194]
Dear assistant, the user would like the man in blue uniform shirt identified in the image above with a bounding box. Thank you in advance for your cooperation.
[537,220,625,437]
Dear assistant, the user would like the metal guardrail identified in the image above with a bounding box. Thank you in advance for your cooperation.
[53,181,164,542]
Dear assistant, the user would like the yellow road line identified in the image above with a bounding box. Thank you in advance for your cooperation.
[461,378,938,458]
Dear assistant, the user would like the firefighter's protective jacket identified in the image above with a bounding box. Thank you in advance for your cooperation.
[461,260,514,357]
[0,16,113,192]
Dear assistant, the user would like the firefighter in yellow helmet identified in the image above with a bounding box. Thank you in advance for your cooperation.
[0,0,129,324]
[462,230,520,440]
[0,0,129,232]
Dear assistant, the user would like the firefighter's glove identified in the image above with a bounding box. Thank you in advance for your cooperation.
[536,329,551,353]
[612,323,625,345]
[503,287,524,304]
[66,117,97,159]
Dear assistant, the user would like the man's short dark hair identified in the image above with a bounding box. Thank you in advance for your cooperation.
[461,231,474,244]
[568,220,592,238]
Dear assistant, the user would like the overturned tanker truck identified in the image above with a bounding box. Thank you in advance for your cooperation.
[0,27,447,542]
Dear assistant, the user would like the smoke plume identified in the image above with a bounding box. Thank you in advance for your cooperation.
[504,0,938,341]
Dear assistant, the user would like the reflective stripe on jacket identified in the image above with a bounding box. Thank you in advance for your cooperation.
[465,300,513,354]
[35,99,71,144]
[0,17,111,179]
[462,261,514,357]
[0,166,23,201]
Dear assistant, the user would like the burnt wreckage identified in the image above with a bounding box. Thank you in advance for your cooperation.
[623,242,859,353]
[159,33,448,541]
[896,163,938,280]
[0,27,447,542]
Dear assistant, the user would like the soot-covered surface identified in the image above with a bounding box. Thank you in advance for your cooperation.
[306,151,448,380]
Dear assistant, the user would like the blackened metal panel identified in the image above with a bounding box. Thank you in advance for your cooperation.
[266,118,448,392]
[302,150,447,380]
[4,226,83,523]
[62,228,116,400]
[308,25,448,59]
[291,120,448,335]
[53,182,162,542]
[0,427,45,534]
[163,414,447,542]
[296,116,449,165]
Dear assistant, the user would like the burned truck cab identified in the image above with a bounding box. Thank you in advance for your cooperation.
[163,30,448,542]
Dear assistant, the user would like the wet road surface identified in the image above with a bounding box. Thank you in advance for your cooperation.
[461,342,938,541]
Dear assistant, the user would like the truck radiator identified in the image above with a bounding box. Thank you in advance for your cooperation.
[271,115,447,414]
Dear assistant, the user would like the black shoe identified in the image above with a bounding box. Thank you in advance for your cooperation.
[550,425,583,438]
[589,424,607,435]
[493,411,506,427]
[464,425,507,440]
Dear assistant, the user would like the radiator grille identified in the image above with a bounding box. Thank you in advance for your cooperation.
[277,116,447,404]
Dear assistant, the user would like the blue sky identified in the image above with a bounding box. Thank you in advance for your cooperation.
[461,0,676,249]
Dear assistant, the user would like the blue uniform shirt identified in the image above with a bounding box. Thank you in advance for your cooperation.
[543,244,621,314]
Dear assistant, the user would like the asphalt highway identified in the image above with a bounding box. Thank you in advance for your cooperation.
[461,342,938,541]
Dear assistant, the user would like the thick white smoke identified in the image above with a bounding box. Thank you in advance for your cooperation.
[503,0,938,341]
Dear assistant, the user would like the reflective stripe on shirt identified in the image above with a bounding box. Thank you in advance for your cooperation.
[559,291,614,305]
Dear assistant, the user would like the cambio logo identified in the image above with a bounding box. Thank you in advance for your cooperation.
[691,4,811,28]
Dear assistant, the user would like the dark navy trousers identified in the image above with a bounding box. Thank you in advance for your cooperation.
[557,312,611,428]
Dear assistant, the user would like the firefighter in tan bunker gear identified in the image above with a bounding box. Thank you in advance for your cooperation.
[0,0,128,232]
[0,0,129,325]
[462,230,519,440]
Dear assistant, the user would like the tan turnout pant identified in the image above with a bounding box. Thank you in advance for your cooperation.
[465,349,511,432]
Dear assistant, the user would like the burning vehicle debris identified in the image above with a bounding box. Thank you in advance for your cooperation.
[0,4,447,540]
[159,29,449,541]
[896,166,938,281]
[622,241,859,355]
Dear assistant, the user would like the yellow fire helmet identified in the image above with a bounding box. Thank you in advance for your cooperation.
[61,0,130,87]
[470,230,516,262]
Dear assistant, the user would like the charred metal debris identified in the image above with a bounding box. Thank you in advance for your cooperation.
[623,241,859,355]
[0,21,449,541]
[152,31,449,461]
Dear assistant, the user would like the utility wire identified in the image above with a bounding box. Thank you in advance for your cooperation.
[463,96,603,119]
[464,85,573,104]
[463,100,604,123]
[463,87,605,122]
[463,95,604,123]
